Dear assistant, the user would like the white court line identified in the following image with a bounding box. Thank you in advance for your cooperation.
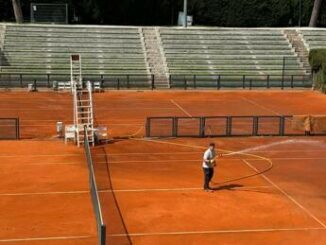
[0,162,84,165]
[0,153,82,158]
[99,186,273,193]
[0,190,89,196]
[0,235,92,242]
[242,160,326,229]
[104,158,326,163]
[170,99,193,117]
[241,96,281,115]
[108,227,326,237]
[0,152,202,158]
[0,186,273,196]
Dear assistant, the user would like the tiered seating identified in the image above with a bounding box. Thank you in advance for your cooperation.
[299,29,326,50]
[159,28,307,87]
[1,24,148,78]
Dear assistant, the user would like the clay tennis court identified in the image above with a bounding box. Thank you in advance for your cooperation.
[0,90,326,244]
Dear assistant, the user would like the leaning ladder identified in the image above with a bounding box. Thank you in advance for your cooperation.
[71,54,95,147]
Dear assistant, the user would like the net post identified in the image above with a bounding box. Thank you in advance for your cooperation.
[242,75,246,89]
[117,78,120,90]
[267,75,270,88]
[100,225,106,245]
[291,75,294,88]
[193,75,197,89]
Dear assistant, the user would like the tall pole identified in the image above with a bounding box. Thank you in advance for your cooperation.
[183,0,187,28]
[299,0,302,27]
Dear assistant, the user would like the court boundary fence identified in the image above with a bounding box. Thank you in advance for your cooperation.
[84,127,106,245]
[146,116,326,138]
[0,118,20,140]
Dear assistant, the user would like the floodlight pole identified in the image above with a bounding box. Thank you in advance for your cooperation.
[183,0,187,28]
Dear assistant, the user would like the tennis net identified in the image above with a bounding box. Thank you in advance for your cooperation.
[84,127,106,245]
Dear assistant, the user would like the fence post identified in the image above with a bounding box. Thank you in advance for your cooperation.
[280,116,285,136]
[267,75,270,88]
[100,74,104,88]
[151,74,155,90]
[173,117,178,137]
[127,75,130,89]
[117,78,120,90]
[20,74,23,88]
[16,118,20,140]
[253,116,258,136]
[227,116,232,136]
[34,79,37,91]
[47,74,50,88]
[145,118,151,137]
[200,117,205,137]
[281,56,285,90]
[169,75,172,88]
[242,75,246,89]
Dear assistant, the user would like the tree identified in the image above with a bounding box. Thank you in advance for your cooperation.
[11,0,23,23]
[309,0,323,26]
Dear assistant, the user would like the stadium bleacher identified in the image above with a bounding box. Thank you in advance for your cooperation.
[0,24,149,85]
[299,29,326,50]
[158,28,310,88]
[1,24,325,88]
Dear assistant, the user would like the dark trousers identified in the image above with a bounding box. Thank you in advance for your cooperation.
[203,167,214,189]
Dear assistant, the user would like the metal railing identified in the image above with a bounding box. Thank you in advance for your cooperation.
[0,72,312,90]
[169,73,312,89]
[146,115,325,138]
[84,127,106,245]
[0,73,153,90]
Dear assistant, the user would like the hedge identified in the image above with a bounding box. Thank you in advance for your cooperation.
[309,49,326,93]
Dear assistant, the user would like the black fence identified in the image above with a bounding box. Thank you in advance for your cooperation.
[0,73,154,90]
[84,128,106,245]
[169,73,312,89]
[0,72,312,90]
[146,116,326,138]
[0,118,20,140]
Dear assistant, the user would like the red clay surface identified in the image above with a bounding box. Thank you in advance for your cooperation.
[0,140,97,244]
[0,90,326,244]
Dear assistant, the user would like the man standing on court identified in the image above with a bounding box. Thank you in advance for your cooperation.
[203,143,217,191]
